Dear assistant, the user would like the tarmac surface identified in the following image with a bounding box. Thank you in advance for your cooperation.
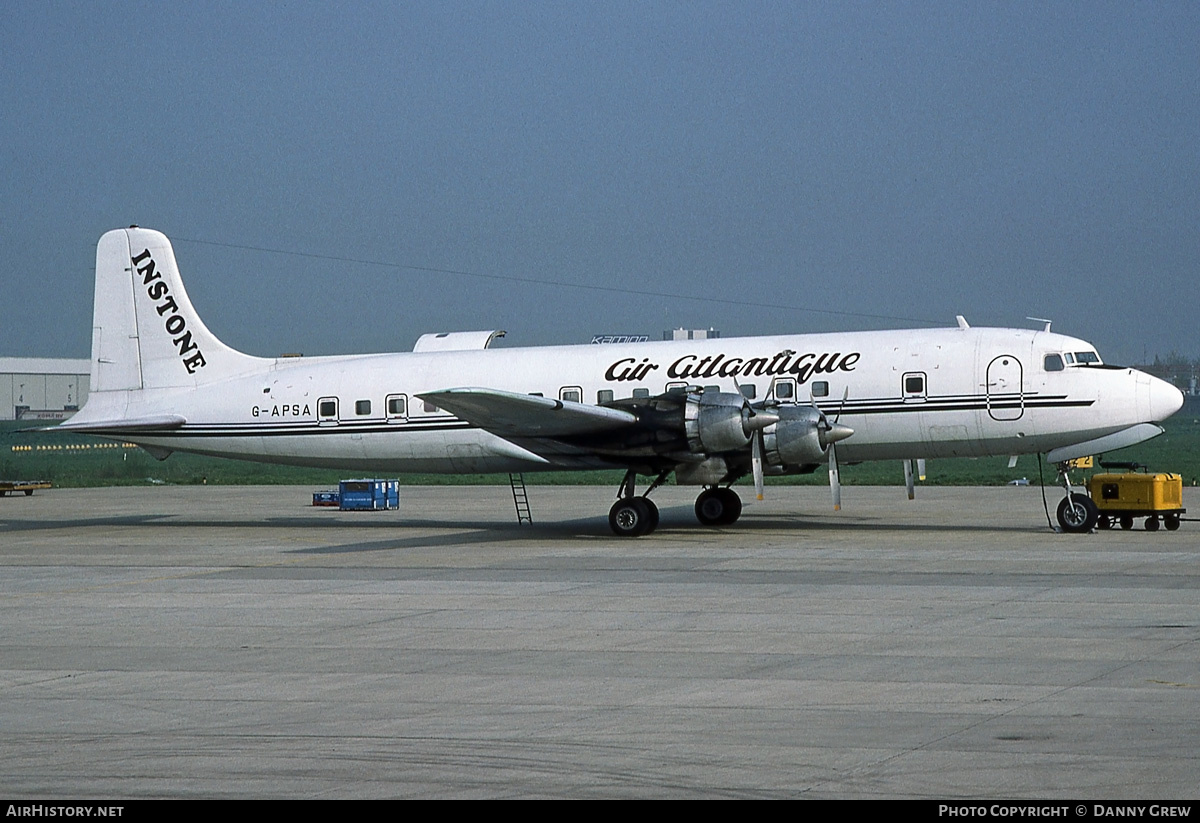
[1,483,1197,799]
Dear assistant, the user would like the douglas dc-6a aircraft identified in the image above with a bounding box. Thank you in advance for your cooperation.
[58,227,1185,536]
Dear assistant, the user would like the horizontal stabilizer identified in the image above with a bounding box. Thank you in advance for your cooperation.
[1045,423,1164,464]
[50,414,188,434]
[417,388,637,438]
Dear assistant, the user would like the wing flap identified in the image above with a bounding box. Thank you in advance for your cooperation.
[417,388,637,438]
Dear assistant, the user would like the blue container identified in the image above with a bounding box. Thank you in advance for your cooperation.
[338,479,400,511]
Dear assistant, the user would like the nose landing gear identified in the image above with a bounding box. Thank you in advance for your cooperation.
[1054,463,1099,533]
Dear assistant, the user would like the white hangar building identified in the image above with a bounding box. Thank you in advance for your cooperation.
[0,358,91,421]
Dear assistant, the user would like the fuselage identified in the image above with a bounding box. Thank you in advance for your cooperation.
[72,325,1183,474]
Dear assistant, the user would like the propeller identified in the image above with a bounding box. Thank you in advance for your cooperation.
[751,433,765,500]
[828,438,842,510]
[825,387,851,511]
[734,377,777,501]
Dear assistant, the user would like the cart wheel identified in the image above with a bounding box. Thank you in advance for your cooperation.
[1145,516,1160,532]
[1097,515,1111,530]
[1119,515,1133,530]
[1164,513,1181,531]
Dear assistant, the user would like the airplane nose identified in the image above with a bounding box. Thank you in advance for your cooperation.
[1148,375,1185,422]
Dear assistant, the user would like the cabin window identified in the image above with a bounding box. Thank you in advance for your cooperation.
[665,381,687,393]
[560,387,582,403]
[317,397,339,424]
[703,385,721,394]
[386,394,407,418]
[811,381,829,398]
[1044,354,1065,372]
[739,384,757,399]
[632,388,650,398]
[773,379,795,400]
[902,372,928,403]
[597,389,614,404]
[355,400,371,415]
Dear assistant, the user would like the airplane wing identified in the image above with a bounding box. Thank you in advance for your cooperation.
[416,388,637,438]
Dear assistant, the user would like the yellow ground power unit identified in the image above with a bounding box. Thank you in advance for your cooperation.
[1089,470,1185,531]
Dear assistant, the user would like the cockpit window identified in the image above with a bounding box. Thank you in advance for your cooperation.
[1074,351,1101,364]
[1044,354,1065,372]
[1064,353,1075,364]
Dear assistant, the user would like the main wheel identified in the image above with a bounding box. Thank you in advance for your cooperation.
[640,497,660,533]
[609,497,655,537]
[695,487,742,526]
[1056,493,1099,533]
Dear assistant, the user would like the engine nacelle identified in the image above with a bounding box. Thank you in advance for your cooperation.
[763,405,829,467]
[684,392,755,454]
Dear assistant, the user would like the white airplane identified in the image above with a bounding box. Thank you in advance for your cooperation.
[58,227,1184,536]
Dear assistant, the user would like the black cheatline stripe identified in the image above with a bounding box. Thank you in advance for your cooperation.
[107,397,1094,439]
[92,421,476,439]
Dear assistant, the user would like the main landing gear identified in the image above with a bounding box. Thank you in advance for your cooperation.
[608,469,665,538]
[694,487,742,526]
[608,471,746,536]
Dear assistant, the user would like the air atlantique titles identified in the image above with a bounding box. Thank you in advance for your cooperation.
[130,248,208,374]
[605,350,860,383]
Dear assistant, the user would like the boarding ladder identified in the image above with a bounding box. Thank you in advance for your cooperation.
[509,473,532,524]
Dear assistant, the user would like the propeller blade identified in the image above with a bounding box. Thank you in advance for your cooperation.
[829,443,841,511]
[752,432,765,500]
[904,459,915,500]
[917,458,927,481]
[833,385,849,423]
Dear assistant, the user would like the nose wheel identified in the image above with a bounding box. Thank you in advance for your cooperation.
[1053,462,1099,533]
[1056,493,1099,533]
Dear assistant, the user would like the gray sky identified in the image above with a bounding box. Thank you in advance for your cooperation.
[2,1,1196,365]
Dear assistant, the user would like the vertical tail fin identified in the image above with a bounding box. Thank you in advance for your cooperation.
[90,227,264,392]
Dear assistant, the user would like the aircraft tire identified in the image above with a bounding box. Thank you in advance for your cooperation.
[695,488,742,526]
[1056,494,1098,533]
[643,498,660,533]
[609,497,655,537]
[717,488,742,525]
